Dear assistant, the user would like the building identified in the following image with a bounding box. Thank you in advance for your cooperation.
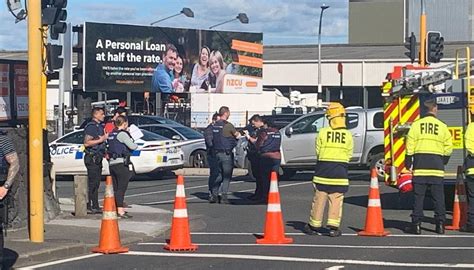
[349,0,474,44]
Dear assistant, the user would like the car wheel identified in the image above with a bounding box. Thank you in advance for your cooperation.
[280,168,297,181]
[192,150,208,168]
[370,153,385,182]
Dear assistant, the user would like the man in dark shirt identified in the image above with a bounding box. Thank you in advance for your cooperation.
[83,107,108,214]
[0,131,19,267]
[245,115,263,201]
[205,112,220,203]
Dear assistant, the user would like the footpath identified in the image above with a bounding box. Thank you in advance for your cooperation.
[4,168,247,268]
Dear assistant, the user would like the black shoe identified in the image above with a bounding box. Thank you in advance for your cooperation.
[460,225,474,233]
[328,226,342,237]
[404,223,422,235]
[435,222,445,234]
[247,194,260,201]
[208,195,218,204]
[118,212,133,219]
[87,208,103,215]
[303,224,322,235]
[220,195,230,204]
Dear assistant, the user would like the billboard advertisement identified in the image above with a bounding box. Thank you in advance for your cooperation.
[13,64,28,119]
[83,22,263,94]
[0,64,11,121]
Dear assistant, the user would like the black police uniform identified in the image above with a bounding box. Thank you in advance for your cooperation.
[204,122,219,200]
[212,120,237,202]
[257,127,282,199]
[246,125,262,199]
[84,120,106,212]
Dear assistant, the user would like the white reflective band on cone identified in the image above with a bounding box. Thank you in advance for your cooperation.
[267,203,281,212]
[176,185,185,198]
[103,211,117,220]
[368,199,381,207]
[269,182,279,193]
[173,209,188,218]
[454,195,467,202]
[105,186,114,198]
[370,179,379,189]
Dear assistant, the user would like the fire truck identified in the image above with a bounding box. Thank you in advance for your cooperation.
[382,47,474,191]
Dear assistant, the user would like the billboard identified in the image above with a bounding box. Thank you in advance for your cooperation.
[0,64,11,121]
[84,22,263,94]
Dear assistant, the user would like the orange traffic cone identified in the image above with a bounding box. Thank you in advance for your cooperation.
[164,175,197,252]
[257,171,293,244]
[358,169,390,237]
[446,166,468,230]
[92,176,129,254]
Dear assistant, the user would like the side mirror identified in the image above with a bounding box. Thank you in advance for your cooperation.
[172,135,182,141]
[285,127,293,137]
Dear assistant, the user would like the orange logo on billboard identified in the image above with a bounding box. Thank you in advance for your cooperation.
[246,81,258,87]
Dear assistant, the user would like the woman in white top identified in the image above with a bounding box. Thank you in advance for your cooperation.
[190,46,210,90]
[208,50,226,93]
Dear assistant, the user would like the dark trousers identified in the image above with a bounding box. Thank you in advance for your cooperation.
[110,163,132,208]
[84,154,103,209]
[259,157,281,199]
[465,177,474,226]
[412,180,446,223]
[247,153,261,196]
[214,152,234,196]
[207,152,219,195]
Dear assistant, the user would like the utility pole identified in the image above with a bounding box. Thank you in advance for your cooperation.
[419,0,427,67]
[27,0,44,242]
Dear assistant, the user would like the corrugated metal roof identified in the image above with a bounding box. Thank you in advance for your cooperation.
[2,41,474,62]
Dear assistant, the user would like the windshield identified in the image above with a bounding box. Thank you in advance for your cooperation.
[174,126,203,140]
[140,129,169,141]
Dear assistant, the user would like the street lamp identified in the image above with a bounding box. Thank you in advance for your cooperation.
[317,4,329,94]
[209,13,249,29]
[150,7,194,25]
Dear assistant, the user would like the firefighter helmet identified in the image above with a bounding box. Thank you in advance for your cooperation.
[326,103,346,129]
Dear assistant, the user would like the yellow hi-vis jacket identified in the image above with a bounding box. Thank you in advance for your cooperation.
[405,115,453,178]
[463,122,474,176]
[313,127,353,186]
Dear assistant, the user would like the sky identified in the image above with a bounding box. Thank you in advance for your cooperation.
[0,0,348,51]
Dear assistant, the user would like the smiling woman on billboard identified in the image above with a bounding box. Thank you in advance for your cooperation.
[190,46,210,92]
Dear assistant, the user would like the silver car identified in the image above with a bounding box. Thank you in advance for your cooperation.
[139,124,207,168]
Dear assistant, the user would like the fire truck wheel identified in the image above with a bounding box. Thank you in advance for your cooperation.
[370,153,385,182]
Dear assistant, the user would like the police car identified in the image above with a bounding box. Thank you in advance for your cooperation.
[50,129,184,175]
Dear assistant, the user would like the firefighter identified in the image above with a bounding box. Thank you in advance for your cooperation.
[404,99,453,235]
[461,106,474,233]
[304,103,353,237]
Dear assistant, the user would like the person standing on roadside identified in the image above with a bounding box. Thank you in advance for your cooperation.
[104,107,127,134]
[212,106,241,204]
[304,103,353,237]
[244,115,265,202]
[404,99,452,235]
[462,108,474,233]
[0,130,19,267]
[83,107,108,214]
[107,116,138,219]
[205,112,220,203]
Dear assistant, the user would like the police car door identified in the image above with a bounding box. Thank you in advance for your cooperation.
[50,130,86,175]
[281,113,326,165]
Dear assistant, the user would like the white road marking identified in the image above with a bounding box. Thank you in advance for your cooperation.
[140,181,312,205]
[189,232,474,238]
[123,251,474,268]
[20,254,102,269]
[137,242,474,250]
[325,266,344,270]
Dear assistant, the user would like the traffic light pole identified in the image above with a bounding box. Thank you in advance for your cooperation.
[42,27,48,129]
[419,0,427,67]
[27,0,44,243]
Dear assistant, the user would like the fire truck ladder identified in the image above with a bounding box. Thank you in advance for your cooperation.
[455,47,474,123]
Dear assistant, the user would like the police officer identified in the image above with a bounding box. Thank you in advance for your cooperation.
[104,106,127,133]
[461,107,474,233]
[245,115,264,201]
[404,99,453,235]
[0,131,19,266]
[83,107,108,214]
[212,106,241,204]
[205,112,220,203]
[304,103,353,237]
[107,116,138,218]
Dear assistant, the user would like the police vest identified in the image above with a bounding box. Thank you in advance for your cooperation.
[464,122,474,176]
[406,115,453,178]
[313,127,353,186]
[107,129,131,159]
[212,120,237,151]
[84,121,106,154]
[260,128,281,153]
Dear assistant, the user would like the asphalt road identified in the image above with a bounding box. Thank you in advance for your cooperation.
[30,171,474,270]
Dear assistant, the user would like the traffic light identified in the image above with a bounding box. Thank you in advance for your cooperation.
[46,44,63,72]
[72,25,84,90]
[426,31,444,63]
[42,0,67,40]
[405,32,417,64]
